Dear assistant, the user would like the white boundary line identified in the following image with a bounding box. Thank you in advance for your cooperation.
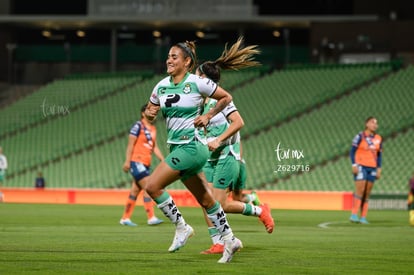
[318,221,349,229]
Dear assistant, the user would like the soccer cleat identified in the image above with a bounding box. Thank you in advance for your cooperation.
[349,214,360,223]
[119,219,137,226]
[251,191,261,206]
[217,237,243,263]
[200,243,225,254]
[147,216,164,225]
[359,217,369,224]
[259,203,275,233]
[168,224,194,252]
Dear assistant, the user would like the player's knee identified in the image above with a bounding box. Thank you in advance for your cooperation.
[144,178,156,197]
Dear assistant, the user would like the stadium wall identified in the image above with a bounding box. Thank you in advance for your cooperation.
[0,188,353,211]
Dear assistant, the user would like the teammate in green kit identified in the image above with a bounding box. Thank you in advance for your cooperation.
[195,37,275,254]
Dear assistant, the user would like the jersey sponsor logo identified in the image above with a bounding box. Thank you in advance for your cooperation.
[158,87,166,94]
[165,94,180,107]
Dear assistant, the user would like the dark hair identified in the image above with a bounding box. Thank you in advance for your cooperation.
[364,116,377,132]
[140,104,147,114]
[365,116,376,124]
[175,41,197,72]
[198,62,220,83]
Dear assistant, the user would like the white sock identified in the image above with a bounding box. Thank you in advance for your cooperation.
[156,193,185,228]
[206,202,233,241]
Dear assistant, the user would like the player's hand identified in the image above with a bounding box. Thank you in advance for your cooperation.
[122,161,130,172]
[352,165,359,175]
[145,105,159,121]
[207,139,222,151]
[376,168,382,179]
[194,114,210,128]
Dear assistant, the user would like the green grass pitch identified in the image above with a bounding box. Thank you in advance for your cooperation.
[0,203,412,274]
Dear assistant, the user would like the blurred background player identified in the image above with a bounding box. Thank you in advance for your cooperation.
[0,146,8,186]
[120,104,164,226]
[407,172,414,226]
[34,171,46,189]
[349,116,383,224]
[196,36,274,254]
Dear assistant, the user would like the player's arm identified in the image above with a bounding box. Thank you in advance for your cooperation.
[123,134,137,172]
[239,140,244,159]
[208,110,244,151]
[153,141,164,162]
[376,141,383,179]
[194,86,232,128]
[350,134,361,175]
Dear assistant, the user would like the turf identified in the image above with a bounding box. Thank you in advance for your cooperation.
[0,203,412,274]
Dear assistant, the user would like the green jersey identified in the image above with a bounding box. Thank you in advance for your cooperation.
[201,98,241,161]
[150,73,217,144]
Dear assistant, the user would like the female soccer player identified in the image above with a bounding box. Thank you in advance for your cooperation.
[350,116,383,224]
[407,172,414,226]
[195,36,274,254]
[119,104,164,227]
[144,40,242,263]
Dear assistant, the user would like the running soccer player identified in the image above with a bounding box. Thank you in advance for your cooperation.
[194,37,274,254]
[144,40,242,263]
[407,172,414,226]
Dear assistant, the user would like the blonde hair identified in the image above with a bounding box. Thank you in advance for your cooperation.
[215,36,260,70]
[198,36,260,82]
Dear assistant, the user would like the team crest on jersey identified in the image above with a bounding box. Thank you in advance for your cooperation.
[183,84,191,94]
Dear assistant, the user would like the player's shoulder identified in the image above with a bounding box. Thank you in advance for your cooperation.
[374,133,383,141]
[188,73,216,86]
[154,76,170,87]
[354,131,363,138]
[352,131,363,144]
[160,75,170,83]
[130,120,142,134]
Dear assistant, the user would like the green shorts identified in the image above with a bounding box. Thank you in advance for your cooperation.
[234,160,247,191]
[166,140,209,181]
[204,155,240,190]
[0,170,5,182]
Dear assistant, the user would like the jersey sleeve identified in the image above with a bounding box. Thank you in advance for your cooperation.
[149,84,160,106]
[352,132,362,147]
[350,133,362,164]
[129,122,141,137]
[196,76,218,97]
[221,101,237,118]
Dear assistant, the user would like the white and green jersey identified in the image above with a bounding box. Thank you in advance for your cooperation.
[201,98,241,161]
[150,72,217,144]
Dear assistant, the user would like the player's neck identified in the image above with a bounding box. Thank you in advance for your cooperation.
[170,71,188,85]
[142,118,152,127]
[364,129,374,136]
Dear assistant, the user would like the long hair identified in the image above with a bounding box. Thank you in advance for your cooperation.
[198,36,261,83]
